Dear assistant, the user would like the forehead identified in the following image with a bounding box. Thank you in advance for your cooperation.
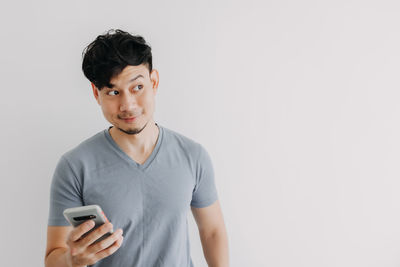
[110,64,149,85]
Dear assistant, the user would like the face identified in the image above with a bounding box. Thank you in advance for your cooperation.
[92,64,159,135]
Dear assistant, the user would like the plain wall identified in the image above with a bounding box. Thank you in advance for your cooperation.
[1,0,400,266]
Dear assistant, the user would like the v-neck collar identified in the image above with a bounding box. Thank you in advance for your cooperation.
[103,123,164,171]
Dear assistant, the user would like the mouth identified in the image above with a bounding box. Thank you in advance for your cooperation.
[123,117,136,122]
[121,115,140,123]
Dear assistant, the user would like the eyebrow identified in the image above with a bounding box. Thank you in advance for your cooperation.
[108,74,144,89]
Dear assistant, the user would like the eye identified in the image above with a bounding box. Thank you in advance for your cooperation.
[107,90,119,96]
[133,85,143,92]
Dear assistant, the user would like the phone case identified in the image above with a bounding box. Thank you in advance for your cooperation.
[63,205,113,242]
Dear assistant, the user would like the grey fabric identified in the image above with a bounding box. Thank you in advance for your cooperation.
[48,124,218,267]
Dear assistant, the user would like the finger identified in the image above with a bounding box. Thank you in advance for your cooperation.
[87,229,123,254]
[79,222,113,247]
[93,235,124,260]
[69,220,95,242]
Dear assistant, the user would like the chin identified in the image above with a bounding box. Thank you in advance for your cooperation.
[119,121,149,135]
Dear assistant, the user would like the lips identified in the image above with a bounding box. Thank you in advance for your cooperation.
[121,115,140,122]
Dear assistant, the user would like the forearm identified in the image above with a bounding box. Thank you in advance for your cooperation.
[45,247,75,267]
[200,229,229,267]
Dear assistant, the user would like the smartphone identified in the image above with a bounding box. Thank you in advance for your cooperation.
[63,205,113,243]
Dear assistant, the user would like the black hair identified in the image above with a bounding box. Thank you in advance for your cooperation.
[82,29,153,90]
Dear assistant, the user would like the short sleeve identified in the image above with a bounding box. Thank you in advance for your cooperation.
[48,155,84,226]
[190,145,218,208]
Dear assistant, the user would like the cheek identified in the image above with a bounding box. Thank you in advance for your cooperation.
[144,98,155,113]
[140,93,155,109]
[101,102,117,116]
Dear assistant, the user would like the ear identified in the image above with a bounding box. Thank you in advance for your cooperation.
[150,69,159,94]
[91,83,101,105]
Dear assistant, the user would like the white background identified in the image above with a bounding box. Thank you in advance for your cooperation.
[1,0,400,266]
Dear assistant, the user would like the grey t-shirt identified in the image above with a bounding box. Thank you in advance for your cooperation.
[48,124,218,267]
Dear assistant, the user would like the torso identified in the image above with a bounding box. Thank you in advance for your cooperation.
[109,124,159,165]
[126,151,152,165]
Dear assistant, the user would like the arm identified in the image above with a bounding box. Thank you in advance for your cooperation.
[45,222,123,267]
[45,226,75,267]
[191,200,229,267]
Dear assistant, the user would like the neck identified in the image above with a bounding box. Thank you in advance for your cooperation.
[109,119,159,154]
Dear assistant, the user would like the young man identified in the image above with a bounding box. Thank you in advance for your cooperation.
[45,29,229,267]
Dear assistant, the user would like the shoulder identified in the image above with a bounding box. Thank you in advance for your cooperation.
[63,130,105,157]
[161,125,205,157]
[59,129,108,169]
[160,125,213,176]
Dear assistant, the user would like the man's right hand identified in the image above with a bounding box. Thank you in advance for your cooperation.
[65,220,124,267]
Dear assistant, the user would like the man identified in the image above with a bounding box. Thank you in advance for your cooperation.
[45,29,229,267]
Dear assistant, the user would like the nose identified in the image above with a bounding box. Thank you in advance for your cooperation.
[119,92,138,112]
